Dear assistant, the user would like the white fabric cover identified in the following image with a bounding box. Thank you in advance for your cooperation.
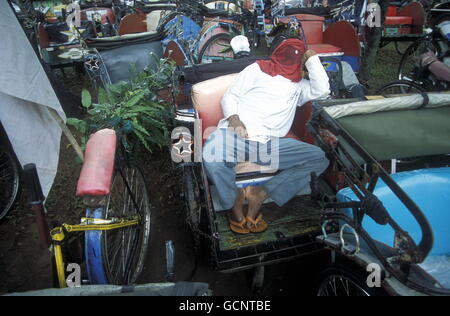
[325,92,450,119]
[230,35,250,54]
[0,0,66,197]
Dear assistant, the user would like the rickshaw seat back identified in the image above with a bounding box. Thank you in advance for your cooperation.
[37,23,51,49]
[76,129,117,197]
[285,14,325,45]
[192,73,312,144]
[119,11,148,35]
[192,73,239,141]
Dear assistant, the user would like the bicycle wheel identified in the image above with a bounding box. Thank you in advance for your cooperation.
[85,164,151,285]
[0,146,21,220]
[398,38,441,81]
[316,265,388,297]
[376,80,426,96]
[197,33,234,64]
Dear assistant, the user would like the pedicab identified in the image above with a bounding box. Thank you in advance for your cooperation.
[34,1,119,71]
[169,37,366,290]
[159,0,253,65]
[308,93,450,295]
[380,1,428,53]
[83,31,164,91]
[252,0,362,72]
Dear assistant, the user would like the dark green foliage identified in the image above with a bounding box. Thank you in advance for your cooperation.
[68,55,178,153]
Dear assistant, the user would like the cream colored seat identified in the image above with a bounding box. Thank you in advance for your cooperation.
[191,74,278,175]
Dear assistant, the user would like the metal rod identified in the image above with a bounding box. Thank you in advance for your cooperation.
[47,108,84,162]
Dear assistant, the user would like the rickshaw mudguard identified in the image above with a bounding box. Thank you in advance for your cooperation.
[337,168,450,256]
[397,2,426,34]
[164,40,189,66]
[76,129,117,197]
[191,73,238,142]
[118,10,148,35]
[323,21,360,71]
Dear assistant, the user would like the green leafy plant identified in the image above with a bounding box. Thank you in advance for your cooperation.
[68,55,178,153]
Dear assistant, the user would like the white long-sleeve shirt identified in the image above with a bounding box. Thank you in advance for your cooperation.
[218,55,330,143]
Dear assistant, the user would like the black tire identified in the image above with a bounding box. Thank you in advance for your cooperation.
[0,146,21,220]
[432,14,450,28]
[398,38,441,81]
[394,41,408,55]
[182,165,204,239]
[376,80,426,96]
[86,164,151,285]
[197,33,234,64]
[157,11,184,34]
[316,264,389,297]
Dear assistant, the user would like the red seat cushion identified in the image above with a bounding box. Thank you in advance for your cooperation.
[308,44,343,54]
[76,129,117,197]
[385,16,413,25]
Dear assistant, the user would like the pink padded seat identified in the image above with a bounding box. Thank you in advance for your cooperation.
[192,74,300,174]
[192,73,238,141]
[308,44,343,55]
[76,129,117,197]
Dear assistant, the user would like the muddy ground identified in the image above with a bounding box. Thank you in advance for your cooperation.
[0,45,402,295]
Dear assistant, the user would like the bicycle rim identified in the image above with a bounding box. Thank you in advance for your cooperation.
[85,165,151,285]
[377,81,426,96]
[317,275,370,297]
[198,33,234,64]
[0,147,20,220]
[399,39,440,81]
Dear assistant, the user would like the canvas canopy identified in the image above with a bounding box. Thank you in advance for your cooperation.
[321,94,450,161]
[0,0,66,197]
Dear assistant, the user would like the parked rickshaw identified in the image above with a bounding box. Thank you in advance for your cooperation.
[398,15,450,83]
[310,94,450,295]
[169,37,367,288]
[172,61,450,293]
[83,31,164,91]
[158,0,253,65]
[380,1,428,53]
[30,0,147,75]
[251,0,362,72]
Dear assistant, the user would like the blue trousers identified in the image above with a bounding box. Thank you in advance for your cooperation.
[202,129,329,210]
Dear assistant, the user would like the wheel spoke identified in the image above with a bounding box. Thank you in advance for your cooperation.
[0,148,20,218]
[318,274,370,297]
[101,165,151,285]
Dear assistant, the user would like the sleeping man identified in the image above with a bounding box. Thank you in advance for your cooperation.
[202,38,330,234]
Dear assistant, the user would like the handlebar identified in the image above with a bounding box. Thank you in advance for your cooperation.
[23,164,51,249]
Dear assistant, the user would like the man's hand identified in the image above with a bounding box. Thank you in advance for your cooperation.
[228,115,248,139]
[303,50,317,64]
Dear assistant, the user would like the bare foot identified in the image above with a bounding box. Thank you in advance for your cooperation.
[230,188,246,222]
[244,186,268,224]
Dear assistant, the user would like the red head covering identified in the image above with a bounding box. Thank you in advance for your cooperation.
[257,38,306,82]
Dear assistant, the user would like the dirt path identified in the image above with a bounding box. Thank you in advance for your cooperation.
[0,46,403,295]
[0,134,324,295]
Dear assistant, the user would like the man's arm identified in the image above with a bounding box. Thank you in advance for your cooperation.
[221,63,257,138]
[299,51,331,104]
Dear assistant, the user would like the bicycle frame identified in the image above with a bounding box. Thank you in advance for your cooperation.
[24,134,145,288]
[51,213,140,288]
[304,101,450,295]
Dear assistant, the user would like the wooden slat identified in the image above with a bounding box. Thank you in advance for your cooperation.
[216,197,322,250]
